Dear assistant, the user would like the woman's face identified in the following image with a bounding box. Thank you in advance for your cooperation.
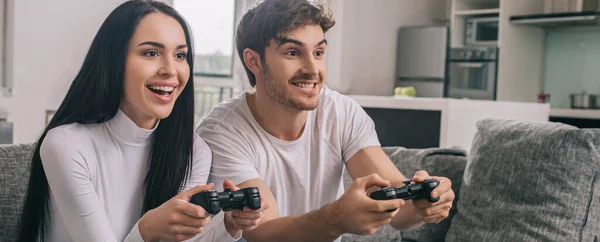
[120,12,190,129]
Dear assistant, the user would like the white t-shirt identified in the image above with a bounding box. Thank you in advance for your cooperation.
[197,86,380,240]
[41,109,239,242]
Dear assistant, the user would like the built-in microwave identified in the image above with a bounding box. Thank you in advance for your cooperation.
[465,16,499,46]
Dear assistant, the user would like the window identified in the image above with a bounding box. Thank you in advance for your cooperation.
[0,0,9,96]
[174,0,236,77]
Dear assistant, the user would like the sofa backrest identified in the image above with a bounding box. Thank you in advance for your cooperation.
[0,143,35,241]
[446,119,600,242]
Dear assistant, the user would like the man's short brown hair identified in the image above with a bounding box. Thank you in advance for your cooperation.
[236,0,335,87]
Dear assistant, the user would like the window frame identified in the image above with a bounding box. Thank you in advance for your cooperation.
[175,0,237,79]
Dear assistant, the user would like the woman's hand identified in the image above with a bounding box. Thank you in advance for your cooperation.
[139,184,214,242]
[222,179,269,237]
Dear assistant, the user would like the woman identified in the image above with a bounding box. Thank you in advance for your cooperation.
[18,1,265,241]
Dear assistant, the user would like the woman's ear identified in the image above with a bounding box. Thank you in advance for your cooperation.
[243,48,262,77]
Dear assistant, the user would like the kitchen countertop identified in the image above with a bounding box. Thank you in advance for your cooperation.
[348,95,550,114]
[549,108,600,119]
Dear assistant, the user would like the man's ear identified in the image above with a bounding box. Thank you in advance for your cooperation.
[243,48,263,77]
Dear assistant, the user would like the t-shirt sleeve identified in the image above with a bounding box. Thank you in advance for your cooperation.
[41,128,144,242]
[339,96,381,162]
[197,121,259,191]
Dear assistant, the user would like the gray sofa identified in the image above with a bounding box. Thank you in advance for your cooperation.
[342,119,600,242]
[1,119,599,242]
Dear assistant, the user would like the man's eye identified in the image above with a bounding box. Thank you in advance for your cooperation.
[287,50,297,56]
[316,50,325,56]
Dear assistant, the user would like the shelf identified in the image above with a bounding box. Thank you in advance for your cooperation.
[454,8,500,16]
[550,108,600,119]
[510,12,600,29]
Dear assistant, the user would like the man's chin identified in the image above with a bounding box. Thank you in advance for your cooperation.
[288,99,319,111]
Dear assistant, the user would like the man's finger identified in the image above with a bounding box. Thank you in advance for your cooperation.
[412,170,430,182]
[355,173,390,190]
[365,199,401,213]
[430,177,452,199]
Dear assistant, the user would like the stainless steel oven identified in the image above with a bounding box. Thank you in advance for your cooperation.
[446,47,498,100]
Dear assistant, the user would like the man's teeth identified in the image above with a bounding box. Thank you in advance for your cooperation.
[293,83,316,88]
[148,85,175,92]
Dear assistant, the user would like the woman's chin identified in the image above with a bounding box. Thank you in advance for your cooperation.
[149,105,175,120]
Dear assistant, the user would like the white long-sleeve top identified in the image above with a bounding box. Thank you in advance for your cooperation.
[40,109,239,242]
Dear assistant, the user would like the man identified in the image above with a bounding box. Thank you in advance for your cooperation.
[197,0,455,241]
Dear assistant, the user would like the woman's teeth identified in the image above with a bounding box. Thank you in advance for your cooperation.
[293,83,316,88]
[147,85,175,92]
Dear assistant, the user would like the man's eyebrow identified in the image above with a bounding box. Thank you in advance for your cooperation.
[277,38,305,48]
[317,39,327,46]
[276,38,328,49]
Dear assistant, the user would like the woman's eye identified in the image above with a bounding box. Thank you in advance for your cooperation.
[287,50,297,56]
[176,53,187,60]
[144,50,159,57]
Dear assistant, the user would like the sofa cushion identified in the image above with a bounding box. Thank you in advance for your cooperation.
[0,143,35,241]
[446,119,600,242]
[342,146,467,242]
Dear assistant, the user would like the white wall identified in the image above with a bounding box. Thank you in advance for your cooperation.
[0,0,449,143]
[331,0,449,96]
[0,0,126,144]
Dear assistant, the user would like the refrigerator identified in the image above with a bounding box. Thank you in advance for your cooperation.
[395,25,449,98]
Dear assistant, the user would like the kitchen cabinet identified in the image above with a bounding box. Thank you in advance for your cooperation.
[451,0,546,103]
[549,108,600,128]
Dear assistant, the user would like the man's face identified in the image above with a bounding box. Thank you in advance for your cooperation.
[259,24,327,111]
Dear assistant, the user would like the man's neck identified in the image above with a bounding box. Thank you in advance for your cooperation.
[247,92,308,141]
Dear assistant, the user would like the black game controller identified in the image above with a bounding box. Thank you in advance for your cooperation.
[369,179,439,210]
[189,187,261,215]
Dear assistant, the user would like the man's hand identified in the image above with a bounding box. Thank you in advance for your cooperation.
[411,170,455,223]
[331,173,406,235]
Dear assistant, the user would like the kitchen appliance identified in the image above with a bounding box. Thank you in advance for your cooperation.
[465,16,499,46]
[395,25,449,98]
[0,107,12,144]
[570,92,600,109]
[446,47,498,100]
